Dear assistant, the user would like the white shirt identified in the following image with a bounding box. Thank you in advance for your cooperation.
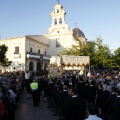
[85,115,102,120]
[25,72,30,79]
[8,89,16,101]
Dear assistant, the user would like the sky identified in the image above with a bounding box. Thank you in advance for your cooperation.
[0,0,120,52]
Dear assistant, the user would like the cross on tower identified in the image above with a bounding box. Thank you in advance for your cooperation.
[75,22,78,37]
[56,0,60,4]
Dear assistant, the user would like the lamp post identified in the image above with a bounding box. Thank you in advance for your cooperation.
[40,55,43,75]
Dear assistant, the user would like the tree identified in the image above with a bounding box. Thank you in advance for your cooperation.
[113,47,120,67]
[0,58,12,72]
[93,37,113,69]
[0,44,12,71]
[0,44,8,62]
[58,36,113,70]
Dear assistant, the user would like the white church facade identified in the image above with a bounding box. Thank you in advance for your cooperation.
[45,4,75,56]
[0,3,86,72]
[0,35,50,72]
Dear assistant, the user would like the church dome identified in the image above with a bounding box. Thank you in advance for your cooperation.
[73,28,85,38]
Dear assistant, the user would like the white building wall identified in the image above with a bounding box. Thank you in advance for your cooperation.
[0,36,26,71]
[47,33,74,56]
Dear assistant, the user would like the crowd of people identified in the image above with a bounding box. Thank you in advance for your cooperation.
[0,71,24,120]
[0,69,120,120]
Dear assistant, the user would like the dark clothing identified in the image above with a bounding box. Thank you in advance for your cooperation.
[64,96,86,120]
[96,88,103,108]
[87,85,96,104]
[106,93,117,120]
[101,90,110,120]
[58,90,69,119]
[2,96,16,120]
[113,97,120,120]
[31,90,39,107]
[101,90,110,110]
[47,82,54,107]
[76,81,85,99]
[59,90,69,110]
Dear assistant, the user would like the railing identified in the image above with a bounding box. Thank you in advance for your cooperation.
[26,52,51,60]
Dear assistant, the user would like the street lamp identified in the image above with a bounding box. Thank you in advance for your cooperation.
[40,55,43,75]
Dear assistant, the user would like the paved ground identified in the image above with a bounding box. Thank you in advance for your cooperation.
[15,92,59,120]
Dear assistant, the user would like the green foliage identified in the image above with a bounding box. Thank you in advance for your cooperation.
[58,36,116,69]
[113,47,120,67]
[93,37,113,68]
[0,44,12,71]
[0,58,12,70]
[0,44,8,62]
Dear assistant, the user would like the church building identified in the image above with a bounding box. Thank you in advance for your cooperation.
[45,3,86,56]
[0,3,86,72]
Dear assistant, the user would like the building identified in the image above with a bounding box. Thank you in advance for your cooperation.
[0,3,86,72]
[45,3,86,56]
[0,35,50,72]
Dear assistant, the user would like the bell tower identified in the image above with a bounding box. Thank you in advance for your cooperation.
[46,3,71,35]
[51,4,66,27]
[45,3,74,56]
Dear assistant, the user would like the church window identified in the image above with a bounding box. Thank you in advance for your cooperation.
[57,9,59,13]
[59,18,62,24]
[54,19,57,25]
[14,46,19,54]
[38,49,40,54]
[56,38,60,48]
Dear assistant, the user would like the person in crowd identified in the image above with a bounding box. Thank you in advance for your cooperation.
[85,103,102,120]
[63,87,86,120]
[101,84,110,120]
[76,78,85,99]
[8,88,17,103]
[113,89,120,120]
[106,87,117,120]
[58,85,69,120]
[42,76,48,103]
[47,78,54,108]
[0,98,8,120]
[25,71,31,99]
[52,85,59,116]
[2,91,16,120]
[87,79,96,104]
[30,79,39,107]
[96,83,103,116]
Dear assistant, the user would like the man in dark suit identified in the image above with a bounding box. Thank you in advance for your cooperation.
[101,84,110,120]
[87,80,96,104]
[96,83,103,113]
[58,85,69,120]
[64,88,86,120]
[76,79,85,99]
[106,87,117,120]
[113,89,120,120]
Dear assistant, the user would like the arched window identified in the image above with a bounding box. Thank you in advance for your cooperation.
[37,61,41,71]
[59,18,62,24]
[54,19,57,25]
[38,49,40,54]
[57,9,59,13]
